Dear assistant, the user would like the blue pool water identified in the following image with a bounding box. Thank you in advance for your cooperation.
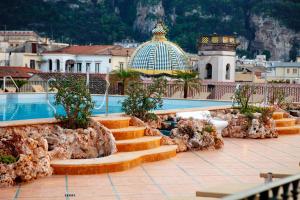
[0,94,230,121]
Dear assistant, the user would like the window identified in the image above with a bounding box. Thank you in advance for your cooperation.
[293,68,297,74]
[56,59,60,71]
[77,63,82,73]
[225,64,230,80]
[29,60,35,69]
[31,43,37,53]
[95,63,100,73]
[287,69,290,74]
[119,62,124,71]
[109,59,111,63]
[49,59,52,72]
[86,63,91,72]
[205,63,212,79]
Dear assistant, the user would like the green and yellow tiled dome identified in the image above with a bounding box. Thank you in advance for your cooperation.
[129,22,191,75]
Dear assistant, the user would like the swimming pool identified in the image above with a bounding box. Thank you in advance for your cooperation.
[0,93,231,121]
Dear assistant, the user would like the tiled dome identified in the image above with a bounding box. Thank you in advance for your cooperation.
[129,22,190,74]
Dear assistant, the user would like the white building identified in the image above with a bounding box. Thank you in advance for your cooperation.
[114,39,140,48]
[41,45,134,73]
[196,35,239,82]
[266,61,300,83]
[0,30,68,69]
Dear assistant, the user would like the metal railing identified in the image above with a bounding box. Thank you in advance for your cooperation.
[2,76,19,91]
[222,173,300,200]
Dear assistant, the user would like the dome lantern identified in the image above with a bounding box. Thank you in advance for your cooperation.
[152,21,167,42]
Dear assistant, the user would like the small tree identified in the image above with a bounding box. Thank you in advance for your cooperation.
[14,80,28,92]
[50,76,95,129]
[174,70,201,98]
[110,69,140,95]
[232,84,256,113]
[121,78,166,121]
[269,86,287,108]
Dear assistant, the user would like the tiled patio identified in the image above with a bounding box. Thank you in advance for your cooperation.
[1,135,300,200]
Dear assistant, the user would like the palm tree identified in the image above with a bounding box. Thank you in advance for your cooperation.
[174,70,201,98]
[110,69,140,95]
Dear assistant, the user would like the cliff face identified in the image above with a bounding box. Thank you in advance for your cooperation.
[1,0,299,60]
[133,0,165,36]
[249,15,300,61]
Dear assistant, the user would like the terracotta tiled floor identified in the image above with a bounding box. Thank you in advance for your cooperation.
[2,135,300,200]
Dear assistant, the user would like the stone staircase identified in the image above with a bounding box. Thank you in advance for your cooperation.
[273,112,300,135]
[51,116,177,175]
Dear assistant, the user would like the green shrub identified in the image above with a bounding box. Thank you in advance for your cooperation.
[0,154,17,164]
[269,86,287,108]
[50,76,95,129]
[14,80,28,92]
[232,84,256,113]
[203,123,214,133]
[121,78,166,121]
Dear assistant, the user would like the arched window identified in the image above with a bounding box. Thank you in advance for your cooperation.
[49,59,52,72]
[56,59,60,72]
[226,64,230,80]
[205,63,212,79]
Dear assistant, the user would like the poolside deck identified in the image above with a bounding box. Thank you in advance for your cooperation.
[1,135,300,200]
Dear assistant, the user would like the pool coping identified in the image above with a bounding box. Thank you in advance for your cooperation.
[0,105,232,128]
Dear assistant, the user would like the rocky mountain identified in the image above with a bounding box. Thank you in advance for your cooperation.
[0,0,299,61]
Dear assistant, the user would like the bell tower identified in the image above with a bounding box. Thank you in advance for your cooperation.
[197,35,239,82]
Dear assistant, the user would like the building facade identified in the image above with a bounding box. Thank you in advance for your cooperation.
[266,61,300,83]
[0,30,68,69]
[41,45,134,73]
[197,35,239,82]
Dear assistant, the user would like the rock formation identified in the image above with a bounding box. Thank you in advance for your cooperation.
[218,111,278,139]
[170,119,224,151]
[249,14,300,61]
[0,119,116,187]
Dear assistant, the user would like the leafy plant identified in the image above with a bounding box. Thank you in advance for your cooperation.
[50,76,95,129]
[174,70,201,98]
[269,87,287,108]
[232,84,256,113]
[258,107,274,124]
[121,78,166,121]
[0,154,17,164]
[110,69,140,95]
[14,80,28,92]
[203,123,214,133]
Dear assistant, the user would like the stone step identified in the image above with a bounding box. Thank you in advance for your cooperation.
[93,116,131,129]
[275,118,296,127]
[272,112,284,120]
[276,126,300,135]
[111,126,146,140]
[51,145,177,175]
[116,136,162,152]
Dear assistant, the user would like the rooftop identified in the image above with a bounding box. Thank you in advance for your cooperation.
[268,61,300,68]
[0,66,39,79]
[44,45,133,56]
[30,72,106,81]
[2,135,299,199]
[0,30,39,37]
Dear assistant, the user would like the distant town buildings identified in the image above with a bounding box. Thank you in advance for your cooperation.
[0,31,68,69]
[41,45,135,73]
[196,35,239,82]
[114,39,140,48]
[266,60,300,84]
[1,29,300,85]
